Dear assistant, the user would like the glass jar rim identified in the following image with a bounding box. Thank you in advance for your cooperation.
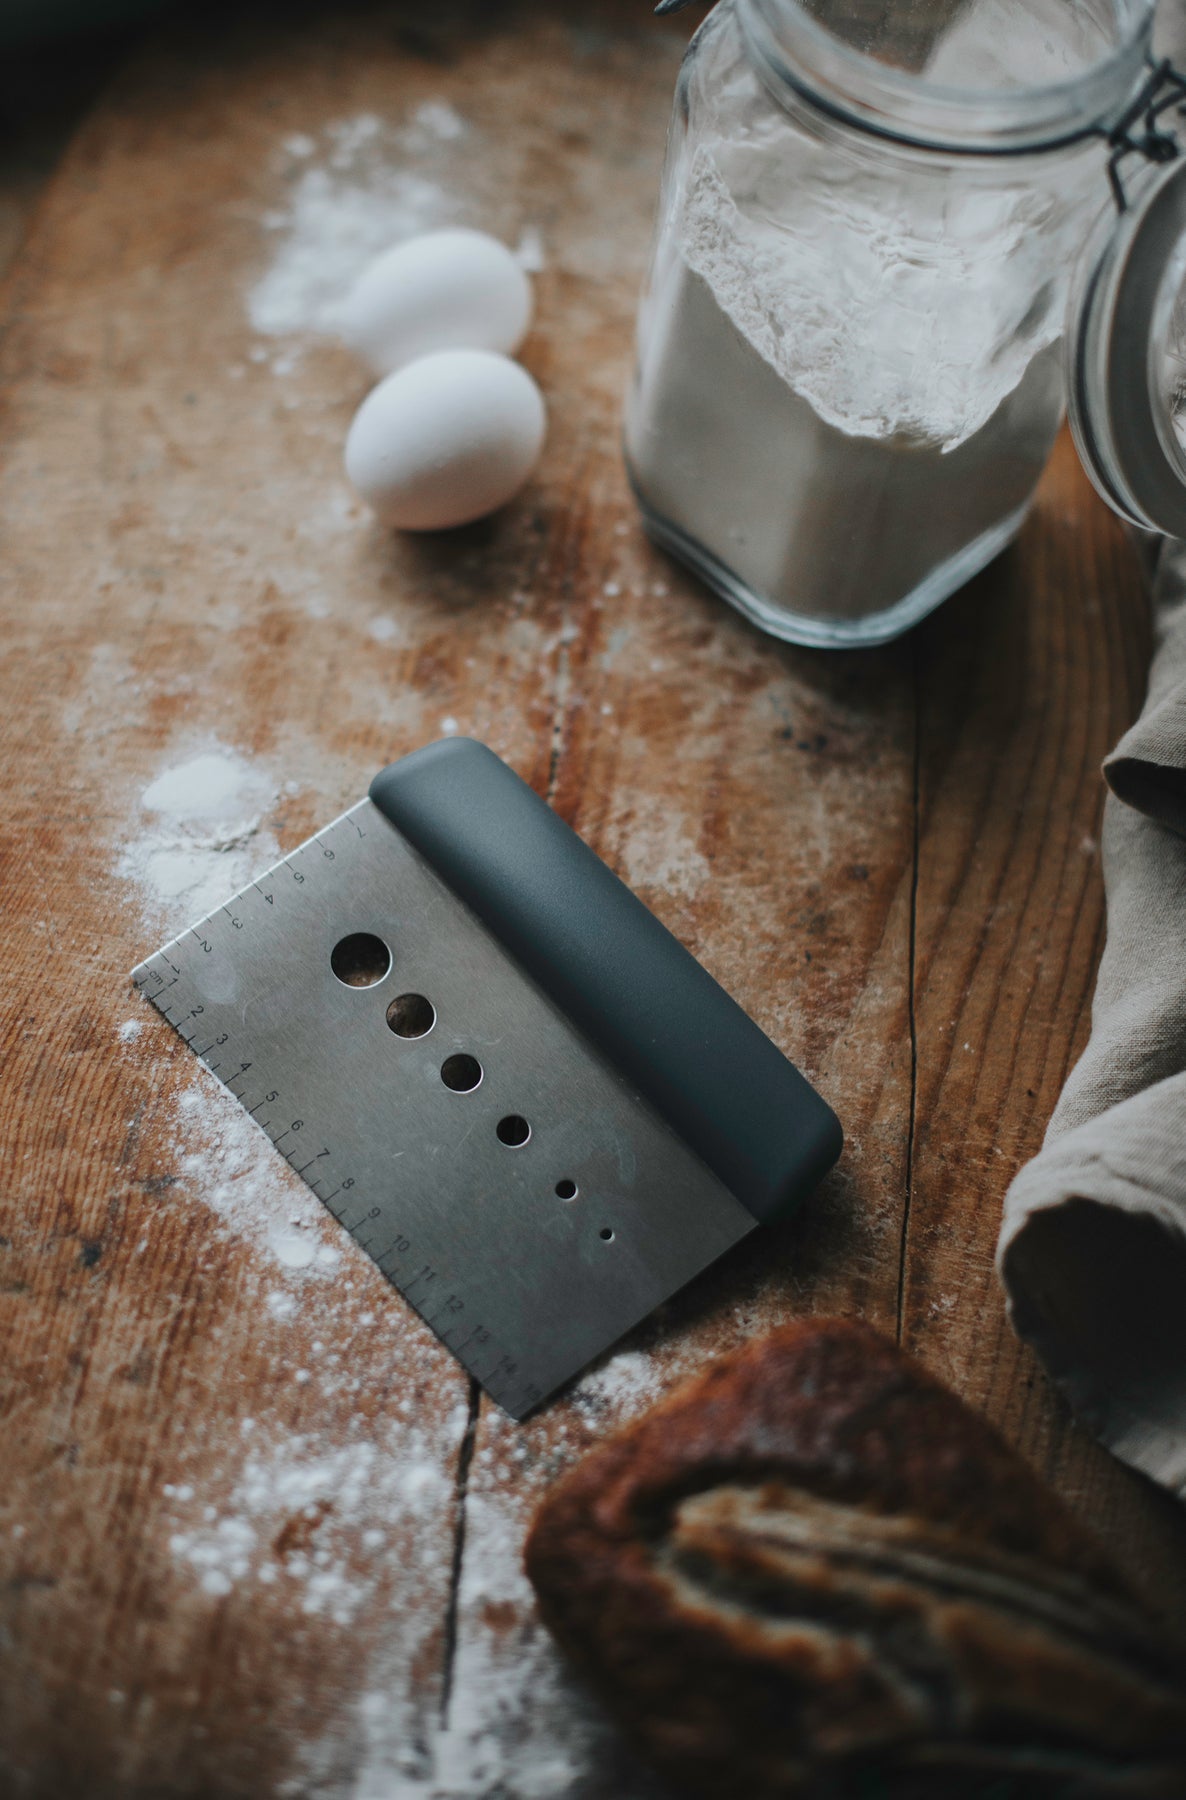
[737,0,1156,154]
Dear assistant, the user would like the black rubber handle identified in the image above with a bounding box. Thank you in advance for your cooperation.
[370,739,841,1225]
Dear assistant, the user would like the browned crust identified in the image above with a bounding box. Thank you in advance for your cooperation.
[525,1320,1186,1800]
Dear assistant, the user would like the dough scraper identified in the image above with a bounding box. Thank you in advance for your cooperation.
[132,739,841,1417]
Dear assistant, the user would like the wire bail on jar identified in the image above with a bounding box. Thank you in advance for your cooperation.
[1105,58,1186,211]
[629,0,1186,640]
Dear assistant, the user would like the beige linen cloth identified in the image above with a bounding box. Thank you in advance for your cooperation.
[998,538,1186,1495]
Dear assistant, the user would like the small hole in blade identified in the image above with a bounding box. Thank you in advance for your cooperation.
[496,1114,530,1147]
[599,1227,614,1242]
[387,993,435,1039]
[555,1179,577,1200]
[331,932,391,988]
[441,1053,483,1093]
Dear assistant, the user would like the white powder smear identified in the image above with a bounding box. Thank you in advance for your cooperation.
[171,1070,339,1277]
[410,1356,691,1797]
[614,798,710,905]
[412,1490,613,1799]
[299,1484,637,1800]
[141,749,270,824]
[117,747,351,1281]
[167,1426,456,1619]
[410,101,467,143]
[118,745,278,928]
[515,224,546,273]
[115,745,518,1786]
[249,108,473,341]
[572,1347,660,1416]
[294,1349,673,1799]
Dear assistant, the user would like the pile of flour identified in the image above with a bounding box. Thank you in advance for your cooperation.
[118,745,279,926]
[680,143,1064,453]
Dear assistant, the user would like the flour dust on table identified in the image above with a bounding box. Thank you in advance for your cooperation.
[248,109,545,358]
[286,1368,675,1800]
[165,1424,456,1619]
[170,1070,342,1282]
[118,744,279,927]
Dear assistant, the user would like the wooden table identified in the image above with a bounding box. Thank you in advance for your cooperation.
[3,4,1185,1795]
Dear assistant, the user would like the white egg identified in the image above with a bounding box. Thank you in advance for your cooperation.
[337,229,533,376]
[345,349,546,531]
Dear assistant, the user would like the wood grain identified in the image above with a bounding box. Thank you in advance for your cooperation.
[0,2,1182,1796]
[903,433,1186,1624]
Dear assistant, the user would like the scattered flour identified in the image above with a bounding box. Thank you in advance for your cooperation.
[411,1489,609,1799]
[616,797,711,904]
[248,106,545,361]
[147,1053,479,1775]
[249,108,471,342]
[167,1426,457,1620]
[515,224,546,273]
[141,749,269,821]
[288,1348,672,1800]
[419,1361,668,1796]
[172,1070,340,1280]
[117,747,350,1279]
[274,1229,320,1271]
[118,744,278,928]
[411,101,467,144]
[571,1347,659,1416]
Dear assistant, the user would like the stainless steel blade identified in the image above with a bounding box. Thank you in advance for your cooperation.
[132,799,755,1416]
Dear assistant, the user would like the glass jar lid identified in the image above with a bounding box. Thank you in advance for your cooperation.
[1068,153,1186,536]
[739,0,1155,154]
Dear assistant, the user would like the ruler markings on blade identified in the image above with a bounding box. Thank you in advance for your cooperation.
[133,806,546,1415]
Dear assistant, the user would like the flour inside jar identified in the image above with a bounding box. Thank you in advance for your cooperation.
[624,0,1126,646]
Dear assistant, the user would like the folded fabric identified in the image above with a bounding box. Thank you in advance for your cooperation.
[998,539,1186,1497]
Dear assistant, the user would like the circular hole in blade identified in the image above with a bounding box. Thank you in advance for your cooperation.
[599,1227,615,1242]
[496,1114,531,1148]
[441,1053,483,1093]
[555,1179,577,1200]
[331,932,391,988]
[386,993,436,1039]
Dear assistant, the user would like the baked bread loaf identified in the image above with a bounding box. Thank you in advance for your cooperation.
[526,1320,1186,1798]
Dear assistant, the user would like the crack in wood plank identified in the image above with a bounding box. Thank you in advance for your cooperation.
[898,635,922,1345]
[440,1376,482,1729]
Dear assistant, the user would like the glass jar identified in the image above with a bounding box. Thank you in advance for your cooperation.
[625,0,1186,648]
